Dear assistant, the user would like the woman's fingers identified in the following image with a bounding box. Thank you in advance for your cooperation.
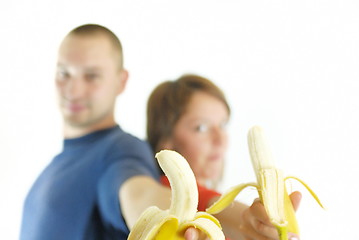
[239,199,280,240]
[289,191,302,212]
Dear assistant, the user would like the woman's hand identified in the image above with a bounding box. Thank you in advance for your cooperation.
[238,191,302,240]
[184,191,302,240]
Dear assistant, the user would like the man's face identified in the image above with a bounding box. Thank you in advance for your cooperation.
[55,34,126,129]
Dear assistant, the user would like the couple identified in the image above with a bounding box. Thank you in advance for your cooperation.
[20,24,301,240]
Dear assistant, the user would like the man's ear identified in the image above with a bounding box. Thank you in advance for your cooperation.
[117,69,129,95]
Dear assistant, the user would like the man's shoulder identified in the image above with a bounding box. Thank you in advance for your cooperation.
[108,127,148,148]
[103,126,153,159]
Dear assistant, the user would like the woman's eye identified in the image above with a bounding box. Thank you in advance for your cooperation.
[196,124,208,133]
[220,121,228,130]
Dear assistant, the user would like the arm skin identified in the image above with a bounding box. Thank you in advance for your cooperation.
[119,175,211,240]
[120,176,171,229]
[120,175,301,240]
[210,191,302,240]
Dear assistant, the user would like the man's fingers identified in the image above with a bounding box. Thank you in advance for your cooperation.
[289,191,302,212]
[184,227,210,240]
[184,227,197,240]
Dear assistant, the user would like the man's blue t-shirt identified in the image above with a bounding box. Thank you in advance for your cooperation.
[20,125,160,240]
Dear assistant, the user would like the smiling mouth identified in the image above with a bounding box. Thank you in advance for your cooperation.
[64,103,86,113]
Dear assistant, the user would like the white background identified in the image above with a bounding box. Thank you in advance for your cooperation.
[1,0,358,239]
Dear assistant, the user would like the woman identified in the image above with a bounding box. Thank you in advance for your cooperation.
[146,74,301,240]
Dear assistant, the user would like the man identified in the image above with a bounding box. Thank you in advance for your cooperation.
[20,24,171,240]
[20,24,300,240]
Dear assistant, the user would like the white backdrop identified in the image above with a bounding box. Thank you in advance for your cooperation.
[1,0,358,239]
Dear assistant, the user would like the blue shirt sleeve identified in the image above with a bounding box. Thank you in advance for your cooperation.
[96,137,160,233]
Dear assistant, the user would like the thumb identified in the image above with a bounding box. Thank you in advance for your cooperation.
[184,227,198,240]
[289,191,302,212]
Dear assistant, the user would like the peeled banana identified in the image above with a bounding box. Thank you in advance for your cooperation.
[206,126,324,240]
[127,150,225,240]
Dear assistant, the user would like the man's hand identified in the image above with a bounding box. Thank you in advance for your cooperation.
[184,227,210,240]
[239,191,302,240]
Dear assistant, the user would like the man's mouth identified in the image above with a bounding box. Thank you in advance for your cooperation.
[65,103,86,113]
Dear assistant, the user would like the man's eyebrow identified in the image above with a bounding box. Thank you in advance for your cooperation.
[56,63,66,68]
[84,67,102,72]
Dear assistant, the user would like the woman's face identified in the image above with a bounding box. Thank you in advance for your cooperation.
[163,91,229,186]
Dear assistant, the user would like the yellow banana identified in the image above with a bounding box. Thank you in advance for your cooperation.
[206,126,324,240]
[128,150,225,240]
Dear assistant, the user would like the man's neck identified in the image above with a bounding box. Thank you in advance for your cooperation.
[63,120,117,139]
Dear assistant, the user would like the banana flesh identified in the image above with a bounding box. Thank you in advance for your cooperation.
[127,150,225,240]
[206,126,324,240]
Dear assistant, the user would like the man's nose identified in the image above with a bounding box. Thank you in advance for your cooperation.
[64,77,86,100]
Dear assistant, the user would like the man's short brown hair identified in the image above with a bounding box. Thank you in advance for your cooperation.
[67,24,124,69]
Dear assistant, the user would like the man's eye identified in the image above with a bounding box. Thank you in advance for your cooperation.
[57,70,70,80]
[85,73,99,81]
[196,124,208,133]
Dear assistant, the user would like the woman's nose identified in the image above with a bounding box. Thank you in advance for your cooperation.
[212,127,227,147]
